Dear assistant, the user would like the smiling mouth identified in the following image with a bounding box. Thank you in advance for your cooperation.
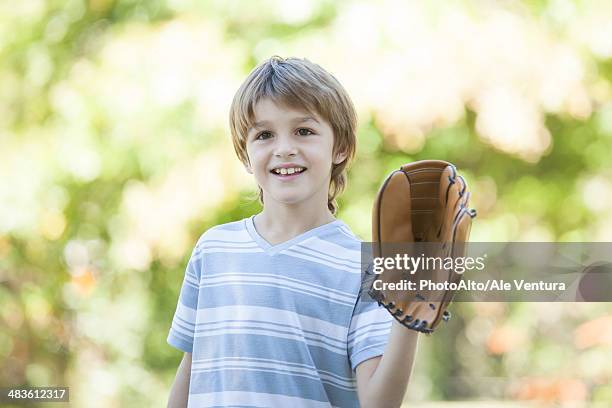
[270,167,307,176]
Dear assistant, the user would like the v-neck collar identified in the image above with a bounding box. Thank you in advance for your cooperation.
[245,215,344,256]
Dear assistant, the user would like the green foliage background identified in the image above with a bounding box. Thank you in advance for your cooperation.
[1,0,611,406]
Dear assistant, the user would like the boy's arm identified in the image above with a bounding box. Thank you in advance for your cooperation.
[355,321,419,408]
[167,352,192,408]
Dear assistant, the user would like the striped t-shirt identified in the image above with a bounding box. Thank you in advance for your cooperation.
[167,216,393,407]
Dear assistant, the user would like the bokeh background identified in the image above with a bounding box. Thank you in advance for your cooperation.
[1,0,612,407]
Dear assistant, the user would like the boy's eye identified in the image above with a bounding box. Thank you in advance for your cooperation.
[254,129,314,140]
[255,131,272,140]
[297,128,314,136]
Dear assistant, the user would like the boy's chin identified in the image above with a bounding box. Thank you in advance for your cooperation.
[270,195,306,205]
[267,193,314,207]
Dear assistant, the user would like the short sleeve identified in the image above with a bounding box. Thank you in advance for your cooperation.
[347,294,393,371]
[167,241,204,353]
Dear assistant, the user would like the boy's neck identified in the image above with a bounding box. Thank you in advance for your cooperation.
[254,202,336,246]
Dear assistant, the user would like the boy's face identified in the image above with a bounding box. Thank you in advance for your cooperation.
[245,98,346,210]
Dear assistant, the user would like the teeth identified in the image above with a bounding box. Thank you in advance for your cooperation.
[273,167,305,175]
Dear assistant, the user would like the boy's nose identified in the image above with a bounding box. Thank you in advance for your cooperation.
[273,135,298,157]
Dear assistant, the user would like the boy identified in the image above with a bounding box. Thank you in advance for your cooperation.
[167,56,418,408]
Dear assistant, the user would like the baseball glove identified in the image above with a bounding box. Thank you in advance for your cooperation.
[367,160,476,334]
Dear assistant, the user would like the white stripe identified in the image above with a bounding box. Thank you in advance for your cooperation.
[349,307,391,337]
[193,357,353,384]
[204,273,355,300]
[192,358,355,388]
[194,356,316,371]
[193,359,317,377]
[194,327,346,354]
[174,301,196,326]
[183,272,199,288]
[170,323,194,339]
[201,281,354,307]
[199,240,260,249]
[188,391,336,408]
[194,247,264,258]
[348,326,392,348]
[197,305,347,343]
[202,274,355,305]
[201,228,253,243]
[300,236,361,261]
[283,250,361,274]
[351,341,388,358]
[288,245,362,268]
[195,320,347,349]
[338,225,359,240]
[191,366,355,392]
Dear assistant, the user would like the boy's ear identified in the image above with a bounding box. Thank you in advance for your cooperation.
[333,149,348,165]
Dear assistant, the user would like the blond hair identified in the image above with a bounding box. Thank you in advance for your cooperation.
[229,56,357,215]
